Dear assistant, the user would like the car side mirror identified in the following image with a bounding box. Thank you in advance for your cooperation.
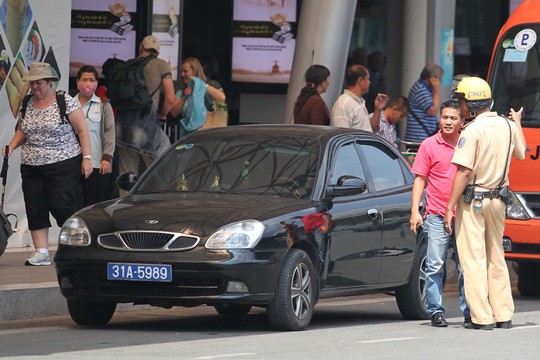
[326,175,367,197]
[116,172,138,191]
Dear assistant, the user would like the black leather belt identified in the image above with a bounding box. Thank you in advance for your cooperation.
[474,189,501,200]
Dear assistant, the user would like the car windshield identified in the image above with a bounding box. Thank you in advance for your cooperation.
[134,134,320,198]
[490,24,540,127]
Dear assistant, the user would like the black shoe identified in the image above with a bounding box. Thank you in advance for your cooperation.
[471,322,494,330]
[430,312,448,327]
[496,320,512,329]
[463,316,473,329]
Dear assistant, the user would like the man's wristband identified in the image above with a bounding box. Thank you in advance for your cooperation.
[83,155,92,160]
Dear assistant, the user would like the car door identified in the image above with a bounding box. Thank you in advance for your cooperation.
[324,140,382,288]
[357,141,417,285]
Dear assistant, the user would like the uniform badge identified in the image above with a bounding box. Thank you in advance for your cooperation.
[458,137,466,149]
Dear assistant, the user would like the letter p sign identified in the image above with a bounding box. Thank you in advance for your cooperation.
[514,29,537,51]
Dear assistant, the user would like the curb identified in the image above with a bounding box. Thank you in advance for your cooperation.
[0,283,67,321]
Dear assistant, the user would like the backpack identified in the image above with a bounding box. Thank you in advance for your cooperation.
[21,90,68,123]
[106,55,160,111]
[0,210,14,257]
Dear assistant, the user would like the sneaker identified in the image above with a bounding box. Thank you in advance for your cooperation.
[430,312,448,327]
[464,316,473,329]
[24,250,51,266]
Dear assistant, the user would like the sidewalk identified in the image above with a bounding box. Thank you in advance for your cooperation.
[0,248,67,321]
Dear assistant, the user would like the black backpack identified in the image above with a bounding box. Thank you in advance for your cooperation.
[21,90,68,123]
[106,55,160,111]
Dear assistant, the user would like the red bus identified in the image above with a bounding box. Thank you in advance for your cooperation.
[488,0,540,296]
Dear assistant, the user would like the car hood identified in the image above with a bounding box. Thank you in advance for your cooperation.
[81,193,316,237]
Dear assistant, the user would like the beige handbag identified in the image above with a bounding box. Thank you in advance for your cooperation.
[201,101,228,129]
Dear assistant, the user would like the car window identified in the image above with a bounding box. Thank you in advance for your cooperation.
[134,136,320,198]
[330,142,365,184]
[360,143,405,191]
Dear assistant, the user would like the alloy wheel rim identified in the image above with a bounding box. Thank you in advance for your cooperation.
[290,263,311,319]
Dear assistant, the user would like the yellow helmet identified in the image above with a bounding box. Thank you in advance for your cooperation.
[452,77,492,112]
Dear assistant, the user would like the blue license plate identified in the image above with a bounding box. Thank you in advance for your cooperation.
[107,263,172,282]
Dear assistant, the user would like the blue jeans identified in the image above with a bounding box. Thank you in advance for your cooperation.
[424,214,470,318]
[308,228,328,275]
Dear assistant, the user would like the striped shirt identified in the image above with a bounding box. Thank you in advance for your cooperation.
[377,111,398,148]
[404,79,437,142]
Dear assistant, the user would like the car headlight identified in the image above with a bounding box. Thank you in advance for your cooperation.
[205,220,265,249]
[505,191,530,220]
[59,217,91,246]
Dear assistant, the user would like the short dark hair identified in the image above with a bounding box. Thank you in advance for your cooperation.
[77,65,98,80]
[440,99,461,113]
[345,65,368,87]
[389,96,409,113]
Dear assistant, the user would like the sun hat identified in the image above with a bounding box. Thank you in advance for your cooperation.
[22,62,59,81]
[141,35,160,52]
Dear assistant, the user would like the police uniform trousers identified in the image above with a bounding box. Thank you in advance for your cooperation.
[455,196,514,325]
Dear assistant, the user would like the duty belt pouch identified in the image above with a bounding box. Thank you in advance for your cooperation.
[499,186,512,205]
[463,184,475,204]
[463,176,476,204]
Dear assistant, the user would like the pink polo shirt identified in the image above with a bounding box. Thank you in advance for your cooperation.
[411,132,457,217]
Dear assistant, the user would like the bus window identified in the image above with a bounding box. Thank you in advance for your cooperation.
[490,24,540,127]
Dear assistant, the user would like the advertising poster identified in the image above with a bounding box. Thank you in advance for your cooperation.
[440,28,454,86]
[232,0,297,84]
[151,0,181,81]
[70,0,137,77]
[0,0,72,248]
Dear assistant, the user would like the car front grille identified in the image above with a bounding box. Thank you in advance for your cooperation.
[98,231,200,252]
[519,193,540,218]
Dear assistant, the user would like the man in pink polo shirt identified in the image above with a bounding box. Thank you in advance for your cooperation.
[410,100,469,328]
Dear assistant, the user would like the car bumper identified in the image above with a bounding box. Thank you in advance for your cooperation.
[55,248,284,307]
[503,219,540,262]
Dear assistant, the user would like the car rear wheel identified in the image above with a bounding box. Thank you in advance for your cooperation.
[266,249,316,331]
[395,239,429,320]
[67,300,116,326]
[517,262,540,297]
[214,304,252,315]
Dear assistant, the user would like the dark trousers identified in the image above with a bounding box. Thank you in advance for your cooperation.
[81,168,111,207]
[21,155,81,230]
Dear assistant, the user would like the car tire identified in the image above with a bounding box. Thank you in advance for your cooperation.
[67,300,116,326]
[266,249,316,331]
[395,239,429,320]
[517,262,540,297]
[214,304,252,315]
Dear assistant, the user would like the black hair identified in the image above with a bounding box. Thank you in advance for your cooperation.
[293,64,330,116]
[345,65,368,87]
[440,99,460,113]
[389,96,409,112]
[77,65,98,80]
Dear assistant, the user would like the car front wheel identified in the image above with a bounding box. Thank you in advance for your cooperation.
[266,249,316,331]
[395,239,429,320]
[67,300,116,326]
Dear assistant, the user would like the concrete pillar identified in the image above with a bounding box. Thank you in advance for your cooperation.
[399,0,456,140]
[283,0,357,123]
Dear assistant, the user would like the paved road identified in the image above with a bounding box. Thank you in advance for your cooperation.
[1,288,539,359]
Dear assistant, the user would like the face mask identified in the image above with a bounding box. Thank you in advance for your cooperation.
[78,81,97,97]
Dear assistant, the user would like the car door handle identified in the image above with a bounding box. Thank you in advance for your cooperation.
[367,208,379,220]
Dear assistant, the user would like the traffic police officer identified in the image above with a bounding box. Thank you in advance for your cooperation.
[443,77,527,330]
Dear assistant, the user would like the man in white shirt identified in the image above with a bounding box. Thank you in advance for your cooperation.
[331,65,388,131]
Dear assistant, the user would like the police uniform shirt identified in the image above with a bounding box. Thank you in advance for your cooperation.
[451,111,526,190]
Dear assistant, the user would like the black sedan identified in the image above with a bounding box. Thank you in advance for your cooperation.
[55,124,428,331]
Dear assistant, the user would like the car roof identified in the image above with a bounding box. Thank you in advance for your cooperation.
[185,124,383,144]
